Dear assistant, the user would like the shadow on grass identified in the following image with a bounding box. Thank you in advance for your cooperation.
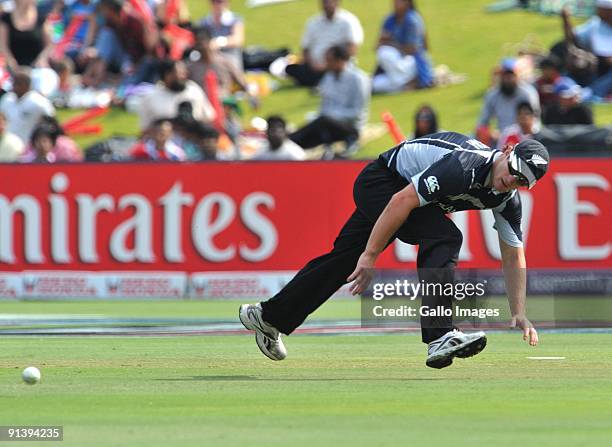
[155,376,457,382]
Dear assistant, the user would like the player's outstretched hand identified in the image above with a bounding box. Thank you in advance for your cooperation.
[510,315,539,346]
[347,252,376,296]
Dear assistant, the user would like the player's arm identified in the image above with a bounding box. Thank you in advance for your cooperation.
[492,194,538,346]
[499,238,537,346]
[348,183,420,295]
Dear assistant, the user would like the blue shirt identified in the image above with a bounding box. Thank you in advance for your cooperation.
[381,10,433,87]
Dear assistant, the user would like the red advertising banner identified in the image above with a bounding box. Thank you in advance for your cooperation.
[0,160,610,273]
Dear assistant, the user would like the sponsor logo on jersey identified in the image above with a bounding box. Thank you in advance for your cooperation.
[425,176,440,194]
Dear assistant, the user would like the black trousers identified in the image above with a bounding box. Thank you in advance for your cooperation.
[261,160,462,343]
[290,116,359,149]
[285,63,325,87]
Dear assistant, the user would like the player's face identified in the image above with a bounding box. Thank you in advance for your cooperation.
[492,153,529,192]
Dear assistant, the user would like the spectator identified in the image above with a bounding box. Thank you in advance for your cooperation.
[373,0,433,93]
[82,0,159,88]
[138,59,216,130]
[55,0,98,66]
[285,0,363,87]
[497,101,539,149]
[20,121,82,162]
[0,0,52,71]
[130,118,186,161]
[0,111,24,161]
[413,104,438,138]
[542,77,594,125]
[289,46,370,155]
[535,55,562,107]
[197,0,244,69]
[0,69,55,143]
[185,120,220,161]
[253,116,306,161]
[187,27,254,100]
[561,1,612,99]
[476,58,540,144]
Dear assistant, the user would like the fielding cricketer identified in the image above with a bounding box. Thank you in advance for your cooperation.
[240,132,549,368]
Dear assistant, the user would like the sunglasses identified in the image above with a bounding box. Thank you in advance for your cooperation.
[507,159,530,187]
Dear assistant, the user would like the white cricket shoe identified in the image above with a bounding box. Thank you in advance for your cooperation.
[239,303,287,361]
[426,329,487,369]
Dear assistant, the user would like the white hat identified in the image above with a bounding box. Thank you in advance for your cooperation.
[596,0,612,9]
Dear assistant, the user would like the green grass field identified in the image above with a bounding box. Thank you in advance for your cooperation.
[59,0,612,157]
[1,299,612,446]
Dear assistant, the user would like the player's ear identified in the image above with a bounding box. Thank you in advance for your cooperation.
[501,144,514,157]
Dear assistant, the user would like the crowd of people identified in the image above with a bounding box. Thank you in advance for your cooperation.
[476,0,611,152]
[0,0,610,164]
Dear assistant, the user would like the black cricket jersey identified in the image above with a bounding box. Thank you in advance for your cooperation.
[378,131,523,247]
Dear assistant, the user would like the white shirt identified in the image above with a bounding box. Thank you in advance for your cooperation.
[0,131,25,161]
[301,9,364,66]
[252,139,306,161]
[138,80,216,130]
[0,91,55,143]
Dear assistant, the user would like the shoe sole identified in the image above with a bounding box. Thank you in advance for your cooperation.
[426,334,487,369]
[454,334,487,359]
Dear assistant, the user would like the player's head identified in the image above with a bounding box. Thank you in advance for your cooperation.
[493,140,549,192]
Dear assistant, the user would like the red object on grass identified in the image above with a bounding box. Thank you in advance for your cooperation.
[64,124,103,136]
[62,107,109,132]
[382,111,405,144]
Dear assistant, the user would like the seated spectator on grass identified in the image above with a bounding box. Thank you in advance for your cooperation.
[0,111,24,161]
[130,118,186,161]
[54,0,98,66]
[542,77,594,125]
[372,0,433,93]
[0,0,52,71]
[187,27,254,101]
[81,0,159,88]
[561,1,612,100]
[253,115,306,161]
[285,0,363,87]
[0,69,55,143]
[197,0,244,69]
[413,104,438,138]
[20,121,82,162]
[476,58,540,145]
[139,59,216,130]
[535,55,562,107]
[289,46,369,155]
[497,101,540,149]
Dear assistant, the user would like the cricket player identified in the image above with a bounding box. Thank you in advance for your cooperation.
[240,132,549,368]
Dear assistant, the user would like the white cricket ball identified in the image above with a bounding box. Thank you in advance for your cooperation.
[22,366,41,385]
